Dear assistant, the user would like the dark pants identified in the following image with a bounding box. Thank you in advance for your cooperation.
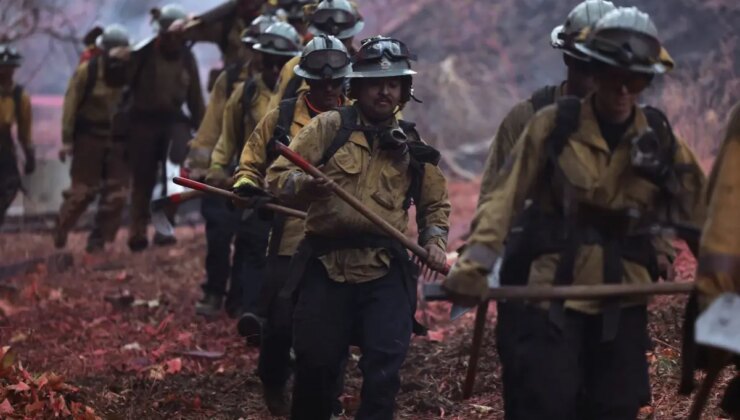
[200,197,270,311]
[291,259,414,420]
[258,255,294,389]
[0,144,20,227]
[496,303,650,420]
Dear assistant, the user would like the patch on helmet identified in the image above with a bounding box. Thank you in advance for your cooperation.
[379,57,392,70]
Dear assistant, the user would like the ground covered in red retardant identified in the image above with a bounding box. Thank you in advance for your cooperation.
[0,181,733,419]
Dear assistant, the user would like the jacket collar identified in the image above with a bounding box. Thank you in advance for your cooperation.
[572,94,649,155]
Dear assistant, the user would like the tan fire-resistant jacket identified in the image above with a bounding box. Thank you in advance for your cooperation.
[61,59,123,145]
[188,64,252,169]
[129,44,205,125]
[236,90,349,256]
[478,84,565,205]
[696,102,740,310]
[210,75,273,168]
[444,95,707,313]
[0,84,31,150]
[266,105,451,283]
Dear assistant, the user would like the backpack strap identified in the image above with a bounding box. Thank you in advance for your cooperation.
[238,78,258,147]
[79,55,99,110]
[402,119,441,210]
[281,75,303,102]
[224,62,242,98]
[530,85,558,113]
[266,97,299,162]
[11,84,23,126]
[318,106,358,166]
[545,96,582,164]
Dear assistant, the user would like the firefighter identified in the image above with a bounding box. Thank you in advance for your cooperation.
[124,3,205,252]
[0,44,33,226]
[53,24,131,253]
[194,22,301,317]
[268,0,364,110]
[444,8,707,419]
[232,34,351,416]
[267,36,450,420]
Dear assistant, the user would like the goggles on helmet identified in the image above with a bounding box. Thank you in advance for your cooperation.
[588,31,661,67]
[301,49,350,73]
[355,38,416,62]
[0,45,20,58]
[312,8,356,26]
[258,33,300,52]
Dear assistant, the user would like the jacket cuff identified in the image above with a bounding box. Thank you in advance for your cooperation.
[419,226,449,249]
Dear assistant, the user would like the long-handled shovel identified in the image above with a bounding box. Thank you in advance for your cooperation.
[172,177,308,219]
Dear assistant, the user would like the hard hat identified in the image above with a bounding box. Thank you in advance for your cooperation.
[551,0,617,59]
[348,36,416,79]
[308,0,365,40]
[253,22,303,56]
[242,14,280,45]
[575,7,674,74]
[152,4,188,33]
[95,24,131,51]
[294,35,352,80]
[0,44,22,67]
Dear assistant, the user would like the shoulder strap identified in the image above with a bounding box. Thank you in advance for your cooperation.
[224,63,242,98]
[241,79,258,113]
[12,84,23,125]
[318,106,358,166]
[641,105,677,162]
[530,85,558,113]
[546,96,581,161]
[273,97,299,140]
[79,56,99,109]
[281,75,303,102]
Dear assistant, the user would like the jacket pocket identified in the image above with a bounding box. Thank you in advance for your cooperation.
[332,146,362,175]
[371,163,407,210]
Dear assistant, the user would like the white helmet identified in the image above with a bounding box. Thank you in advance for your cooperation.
[152,4,188,33]
[253,22,303,57]
[551,0,617,59]
[95,24,131,51]
[294,35,352,80]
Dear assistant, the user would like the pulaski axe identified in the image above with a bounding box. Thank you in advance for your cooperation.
[150,190,203,237]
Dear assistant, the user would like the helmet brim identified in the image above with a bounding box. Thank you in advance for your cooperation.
[253,44,302,57]
[347,69,416,78]
[294,64,352,80]
[308,20,364,40]
[550,25,565,48]
[574,43,668,74]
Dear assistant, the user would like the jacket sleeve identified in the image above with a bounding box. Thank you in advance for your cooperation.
[235,108,279,187]
[266,111,339,203]
[210,84,244,168]
[695,105,740,309]
[186,52,206,127]
[60,64,86,146]
[668,137,708,230]
[17,91,33,150]
[478,100,533,207]
[443,111,552,299]
[191,71,229,149]
[416,163,451,250]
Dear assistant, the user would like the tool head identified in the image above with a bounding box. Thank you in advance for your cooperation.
[695,293,740,355]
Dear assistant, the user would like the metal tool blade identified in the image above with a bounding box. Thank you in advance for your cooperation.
[695,293,740,354]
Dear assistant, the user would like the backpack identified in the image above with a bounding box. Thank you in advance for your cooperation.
[529,85,559,113]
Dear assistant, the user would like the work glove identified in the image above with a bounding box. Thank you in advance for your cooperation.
[294,173,333,200]
[183,146,211,180]
[232,177,274,212]
[23,146,36,174]
[423,243,448,273]
[205,164,231,189]
[442,244,497,307]
[58,143,73,163]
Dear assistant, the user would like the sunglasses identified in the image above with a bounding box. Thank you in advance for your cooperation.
[301,49,350,73]
[599,66,653,94]
[312,9,355,26]
[355,38,416,62]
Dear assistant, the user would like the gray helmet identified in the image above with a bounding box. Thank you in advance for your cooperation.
[294,35,351,80]
[348,36,416,78]
[242,14,280,45]
[152,4,188,33]
[308,0,365,40]
[551,0,617,59]
[575,7,671,74]
[95,24,131,51]
[253,22,303,56]
[0,44,22,67]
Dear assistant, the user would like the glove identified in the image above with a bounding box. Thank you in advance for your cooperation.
[59,143,73,163]
[205,165,231,189]
[24,147,36,174]
[233,177,270,198]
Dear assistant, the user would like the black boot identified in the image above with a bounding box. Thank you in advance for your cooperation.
[195,294,223,317]
[263,385,290,417]
[128,235,149,252]
[153,231,177,247]
[86,228,105,254]
[237,312,264,346]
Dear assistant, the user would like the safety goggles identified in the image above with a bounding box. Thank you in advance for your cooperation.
[355,38,416,62]
[0,45,20,61]
[599,65,653,94]
[257,33,299,52]
[311,8,356,26]
[301,49,350,73]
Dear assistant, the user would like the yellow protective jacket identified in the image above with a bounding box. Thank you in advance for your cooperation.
[188,64,252,169]
[210,75,273,169]
[61,58,123,145]
[696,102,740,310]
[0,84,32,151]
[444,95,707,313]
[266,105,451,283]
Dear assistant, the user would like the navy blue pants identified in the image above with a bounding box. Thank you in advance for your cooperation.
[200,196,270,312]
[291,259,414,420]
[496,303,650,420]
